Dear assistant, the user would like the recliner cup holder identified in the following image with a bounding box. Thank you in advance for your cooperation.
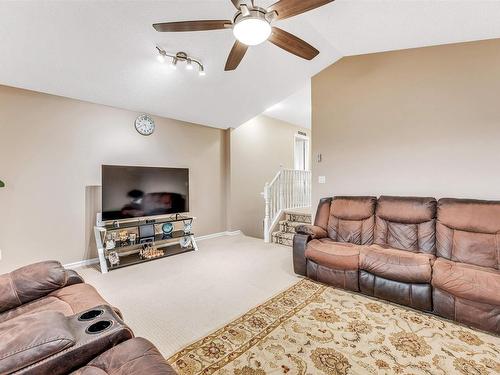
[86,320,113,334]
[78,309,104,321]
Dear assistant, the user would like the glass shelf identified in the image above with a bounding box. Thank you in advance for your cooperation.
[106,244,195,270]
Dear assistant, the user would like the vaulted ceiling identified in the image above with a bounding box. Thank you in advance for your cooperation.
[1,0,499,129]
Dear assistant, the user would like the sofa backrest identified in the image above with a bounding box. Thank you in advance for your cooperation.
[437,198,500,270]
[374,196,437,254]
[323,196,377,245]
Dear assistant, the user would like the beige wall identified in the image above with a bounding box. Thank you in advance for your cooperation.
[229,115,310,238]
[0,85,227,272]
[312,38,500,208]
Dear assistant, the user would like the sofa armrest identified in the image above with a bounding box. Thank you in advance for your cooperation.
[71,338,177,375]
[0,311,75,374]
[293,234,312,276]
[0,261,83,313]
[295,224,327,240]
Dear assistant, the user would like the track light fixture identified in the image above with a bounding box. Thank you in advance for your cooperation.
[156,47,205,76]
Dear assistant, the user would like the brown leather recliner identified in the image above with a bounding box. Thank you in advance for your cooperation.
[294,196,377,291]
[359,196,437,311]
[0,261,177,374]
[432,198,500,333]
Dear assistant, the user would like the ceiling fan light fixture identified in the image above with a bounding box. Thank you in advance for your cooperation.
[170,57,178,69]
[186,58,194,70]
[233,15,271,46]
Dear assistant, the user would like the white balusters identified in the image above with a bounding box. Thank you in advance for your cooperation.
[263,169,312,242]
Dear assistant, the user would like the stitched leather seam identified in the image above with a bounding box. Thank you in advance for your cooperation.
[0,337,74,360]
[333,215,372,222]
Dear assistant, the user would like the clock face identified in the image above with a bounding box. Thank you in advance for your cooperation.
[135,114,155,136]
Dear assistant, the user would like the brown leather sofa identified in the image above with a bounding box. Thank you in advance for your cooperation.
[432,198,500,334]
[360,196,437,312]
[0,261,176,374]
[294,196,376,292]
[294,196,500,334]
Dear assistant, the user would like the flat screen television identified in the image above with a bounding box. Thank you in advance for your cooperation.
[101,165,189,221]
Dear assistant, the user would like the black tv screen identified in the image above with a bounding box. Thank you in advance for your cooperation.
[102,165,189,221]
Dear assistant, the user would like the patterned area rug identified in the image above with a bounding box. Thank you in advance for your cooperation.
[168,279,500,375]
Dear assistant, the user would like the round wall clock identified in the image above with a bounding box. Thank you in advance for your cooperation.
[135,114,155,136]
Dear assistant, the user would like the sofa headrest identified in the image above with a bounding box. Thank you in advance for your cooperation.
[438,198,500,234]
[376,196,437,224]
[330,196,377,220]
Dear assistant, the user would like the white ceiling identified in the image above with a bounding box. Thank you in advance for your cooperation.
[1,1,500,129]
[265,81,311,128]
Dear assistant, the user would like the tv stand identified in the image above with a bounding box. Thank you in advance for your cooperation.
[94,216,197,273]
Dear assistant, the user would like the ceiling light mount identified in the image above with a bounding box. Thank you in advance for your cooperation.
[233,7,271,46]
[155,47,205,76]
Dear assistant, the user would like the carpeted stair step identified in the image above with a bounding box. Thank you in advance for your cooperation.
[279,220,311,234]
[284,212,311,224]
[272,231,294,247]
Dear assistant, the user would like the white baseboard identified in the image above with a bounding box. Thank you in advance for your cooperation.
[196,230,242,241]
[64,230,243,270]
[64,258,100,270]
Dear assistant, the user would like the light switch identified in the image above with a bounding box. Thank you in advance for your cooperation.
[318,176,326,184]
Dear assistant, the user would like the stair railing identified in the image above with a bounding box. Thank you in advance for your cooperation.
[263,168,312,242]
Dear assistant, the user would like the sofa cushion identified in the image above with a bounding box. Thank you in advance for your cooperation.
[327,196,377,245]
[305,239,360,271]
[0,283,118,324]
[359,245,435,283]
[71,338,176,375]
[437,198,500,269]
[0,311,75,374]
[374,196,437,254]
[432,258,500,306]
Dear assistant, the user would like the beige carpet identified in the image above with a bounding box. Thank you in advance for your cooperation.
[168,279,500,375]
[77,234,299,356]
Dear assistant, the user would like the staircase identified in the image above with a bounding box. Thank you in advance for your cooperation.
[262,168,312,243]
[272,210,312,247]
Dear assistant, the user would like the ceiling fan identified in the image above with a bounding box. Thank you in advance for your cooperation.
[153,0,333,71]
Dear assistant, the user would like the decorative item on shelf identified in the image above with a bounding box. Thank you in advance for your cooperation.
[156,47,206,76]
[118,230,129,242]
[180,236,192,249]
[105,234,116,250]
[108,251,120,267]
[183,219,193,234]
[139,243,165,260]
[162,222,174,236]
[139,224,155,240]
[129,233,137,245]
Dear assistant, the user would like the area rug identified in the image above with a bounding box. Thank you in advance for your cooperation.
[168,279,500,375]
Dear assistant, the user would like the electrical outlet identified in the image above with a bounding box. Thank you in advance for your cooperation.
[318,176,326,184]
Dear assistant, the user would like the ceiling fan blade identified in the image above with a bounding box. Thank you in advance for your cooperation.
[267,0,334,20]
[268,27,319,60]
[230,0,241,9]
[225,41,248,71]
[153,20,231,32]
